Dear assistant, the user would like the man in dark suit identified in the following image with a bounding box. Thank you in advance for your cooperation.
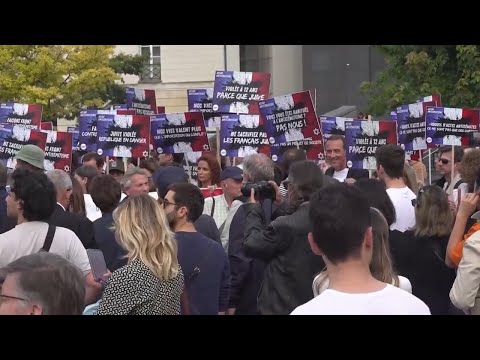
[324,135,369,183]
[46,170,96,249]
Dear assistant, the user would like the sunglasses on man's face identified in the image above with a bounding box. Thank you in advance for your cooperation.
[438,158,450,165]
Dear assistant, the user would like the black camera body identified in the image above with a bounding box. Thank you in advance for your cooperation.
[241,181,276,200]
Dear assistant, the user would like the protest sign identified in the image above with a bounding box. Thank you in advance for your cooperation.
[425,107,479,147]
[42,131,73,172]
[396,101,435,151]
[40,122,53,131]
[345,120,398,170]
[319,116,356,139]
[96,114,150,158]
[212,71,271,114]
[0,125,47,169]
[150,112,210,154]
[0,102,42,129]
[220,114,269,158]
[188,88,221,128]
[67,127,80,152]
[259,90,324,161]
[126,87,157,115]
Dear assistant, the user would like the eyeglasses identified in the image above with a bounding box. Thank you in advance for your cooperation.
[162,199,177,208]
[0,294,28,304]
[438,158,450,165]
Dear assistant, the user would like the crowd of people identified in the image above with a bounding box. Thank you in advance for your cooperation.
[1,135,480,315]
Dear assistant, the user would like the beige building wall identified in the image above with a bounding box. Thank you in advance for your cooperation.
[114,45,240,113]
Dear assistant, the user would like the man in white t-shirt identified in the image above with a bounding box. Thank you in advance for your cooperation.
[324,135,369,183]
[0,169,102,305]
[291,183,430,315]
[375,144,416,232]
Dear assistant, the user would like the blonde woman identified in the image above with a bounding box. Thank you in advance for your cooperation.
[313,207,411,296]
[97,195,184,315]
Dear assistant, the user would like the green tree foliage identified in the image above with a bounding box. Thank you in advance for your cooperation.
[361,45,480,116]
[0,45,146,121]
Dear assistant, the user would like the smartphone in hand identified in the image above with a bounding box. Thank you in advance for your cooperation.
[87,249,109,282]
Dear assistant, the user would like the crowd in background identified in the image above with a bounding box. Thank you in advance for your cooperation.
[1,134,480,315]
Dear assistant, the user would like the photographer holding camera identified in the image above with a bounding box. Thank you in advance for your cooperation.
[243,160,327,315]
[227,154,278,315]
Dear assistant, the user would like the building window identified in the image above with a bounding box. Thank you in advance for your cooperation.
[140,45,161,82]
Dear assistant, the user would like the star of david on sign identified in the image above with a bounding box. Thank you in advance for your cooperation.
[313,128,320,136]
[203,144,209,151]
[318,152,324,159]
[142,151,149,157]
[64,165,70,172]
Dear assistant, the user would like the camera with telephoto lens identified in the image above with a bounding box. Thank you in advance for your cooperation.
[241,181,276,201]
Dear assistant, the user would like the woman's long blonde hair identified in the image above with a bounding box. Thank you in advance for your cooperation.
[112,195,179,280]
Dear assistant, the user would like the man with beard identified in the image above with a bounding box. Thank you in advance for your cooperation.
[163,182,230,315]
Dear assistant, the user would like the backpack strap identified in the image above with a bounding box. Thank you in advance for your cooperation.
[41,224,56,252]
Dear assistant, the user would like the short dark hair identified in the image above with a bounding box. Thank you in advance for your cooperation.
[167,183,204,223]
[375,144,405,179]
[90,175,122,213]
[289,160,324,208]
[282,148,307,175]
[0,252,85,315]
[439,145,464,164]
[309,183,370,264]
[75,165,98,193]
[11,169,56,222]
[326,135,347,150]
[139,158,158,175]
[82,152,105,169]
[354,178,396,227]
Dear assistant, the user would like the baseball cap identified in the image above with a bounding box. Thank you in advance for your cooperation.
[220,166,243,181]
[108,159,125,173]
[15,144,45,170]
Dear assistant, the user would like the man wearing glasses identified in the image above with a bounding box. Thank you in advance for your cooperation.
[163,182,230,315]
[0,169,101,306]
[434,145,464,196]
[0,252,85,315]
